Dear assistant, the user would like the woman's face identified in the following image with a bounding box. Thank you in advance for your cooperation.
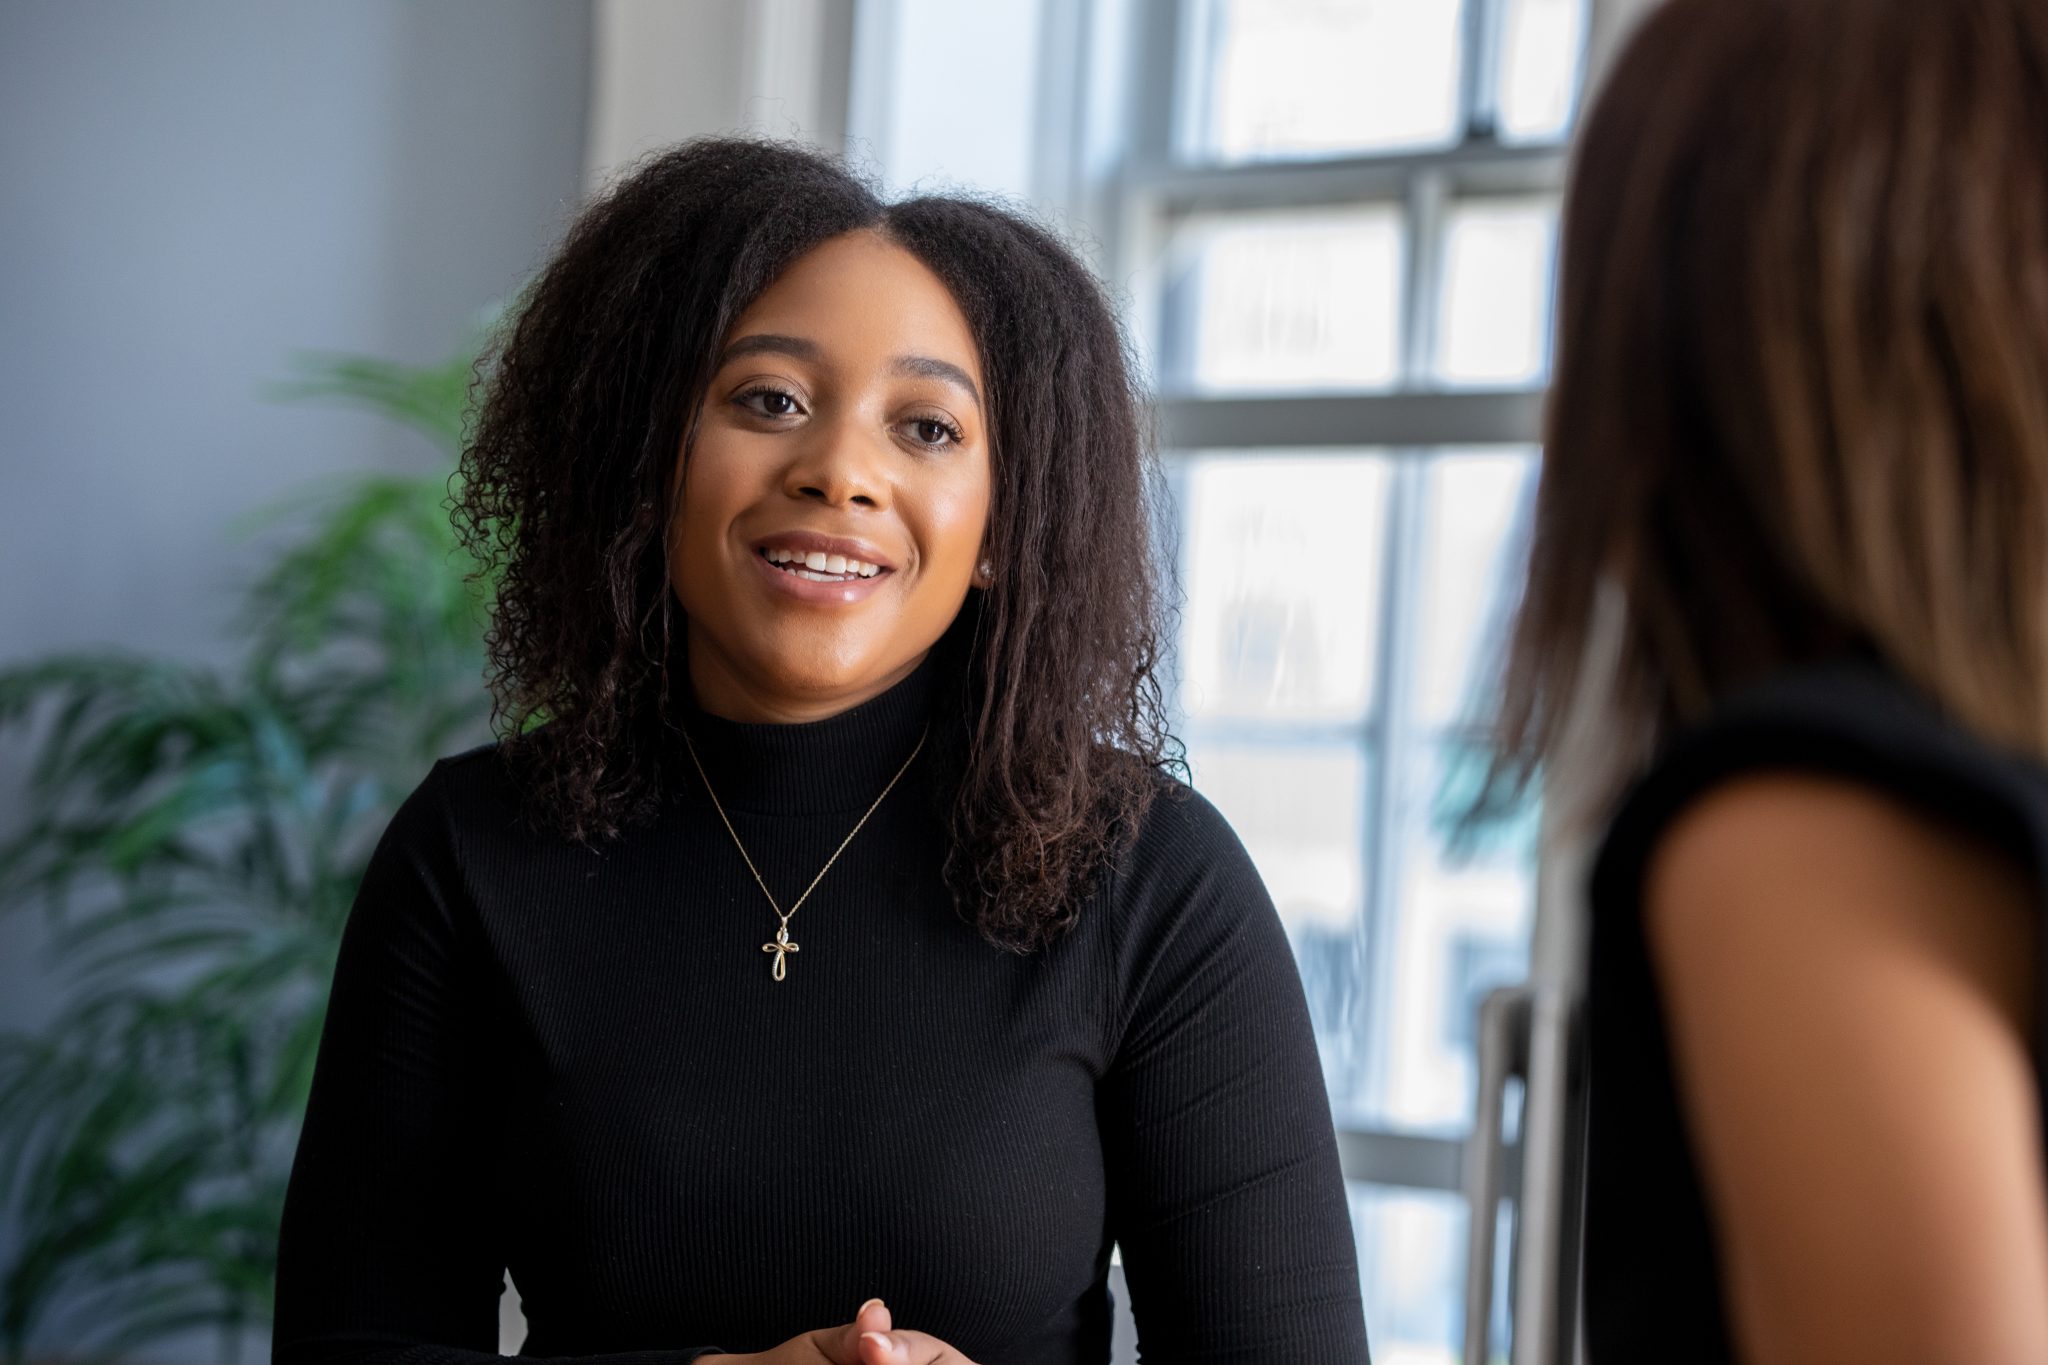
[668,229,993,723]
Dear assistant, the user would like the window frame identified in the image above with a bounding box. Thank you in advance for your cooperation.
[1106,0,1587,1196]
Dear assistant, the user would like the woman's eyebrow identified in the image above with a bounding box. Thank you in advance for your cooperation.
[892,355,981,409]
[717,333,821,366]
[717,334,980,410]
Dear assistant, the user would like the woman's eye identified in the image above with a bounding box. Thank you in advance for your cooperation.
[910,417,961,447]
[739,387,802,419]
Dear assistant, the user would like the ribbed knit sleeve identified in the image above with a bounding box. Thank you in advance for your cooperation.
[1099,785,1372,1363]
[271,762,725,1365]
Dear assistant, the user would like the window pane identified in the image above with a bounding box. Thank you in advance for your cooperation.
[1497,0,1587,143]
[1350,1183,1467,1365]
[1173,450,1541,1135]
[1373,737,1538,1132]
[1412,448,1539,729]
[1186,739,1369,935]
[1197,0,1465,161]
[1433,196,1559,387]
[1166,208,1405,393]
[1184,737,1372,1100]
[1179,452,1392,723]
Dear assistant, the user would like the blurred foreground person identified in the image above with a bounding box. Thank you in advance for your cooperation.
[1492,1,2048,1361]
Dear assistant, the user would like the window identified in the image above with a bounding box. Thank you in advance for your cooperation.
[846,2,1594,1355]
[1123,2,1585,1359]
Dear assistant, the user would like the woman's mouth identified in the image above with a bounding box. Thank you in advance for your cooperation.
[760,546,887,583]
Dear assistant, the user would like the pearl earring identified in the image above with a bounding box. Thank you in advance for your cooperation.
[978,559,994,583]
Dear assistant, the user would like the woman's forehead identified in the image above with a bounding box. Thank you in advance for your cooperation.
[722,231,982,384]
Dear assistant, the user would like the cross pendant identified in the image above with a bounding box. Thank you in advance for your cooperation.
[761,923,800,982]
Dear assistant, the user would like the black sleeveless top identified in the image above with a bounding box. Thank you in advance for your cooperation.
[1582,657,2048,1362]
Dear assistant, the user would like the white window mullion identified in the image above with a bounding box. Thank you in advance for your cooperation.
[1127,142,1564,214]
[1157,391,1544,450]
[1402,166,1452,389]
[1355,454,1427,1121]
[1460,0,1510,143]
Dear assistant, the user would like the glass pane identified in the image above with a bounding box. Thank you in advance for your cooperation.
[1185,738,1373,1098]
[1179,452,1392,723]
[1433,196,1559,387]
[1497,0,1587,143]
[1198,0,1465,161]
[1167,208,1405,393]
[1349,1183,1467,1365]
[1372,737,1538,1133]
[1186,739,1368,934]
[1412,449,1539,729]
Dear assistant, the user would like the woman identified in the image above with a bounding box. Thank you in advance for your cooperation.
[270,138,1370,1365]
[1491,0,2048,1360]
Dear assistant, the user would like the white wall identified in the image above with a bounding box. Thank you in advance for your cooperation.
[585,0,855,190]
[0,6,592,1359]
[0,0,591,676]
[847,0,1050,199]
[0,0,593,997]
[583,0,1081,209]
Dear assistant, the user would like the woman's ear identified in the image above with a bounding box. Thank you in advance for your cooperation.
[974,554,995,587]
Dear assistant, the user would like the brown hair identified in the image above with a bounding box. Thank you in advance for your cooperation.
[1490,0,2048,824]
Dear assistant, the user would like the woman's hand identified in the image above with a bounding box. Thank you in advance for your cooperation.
[694,1300,981,1365]
[694,1297,888,1365]
[852,1312,981,1365]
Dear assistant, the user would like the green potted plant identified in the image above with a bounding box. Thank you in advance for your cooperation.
[0,338,500,1365]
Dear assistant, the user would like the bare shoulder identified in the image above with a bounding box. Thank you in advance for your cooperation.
[1643,770,2034,1021]
[1637,770,2048,1364]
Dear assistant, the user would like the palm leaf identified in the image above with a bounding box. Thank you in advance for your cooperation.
[260,345,481,457]
[0,336,501,1363]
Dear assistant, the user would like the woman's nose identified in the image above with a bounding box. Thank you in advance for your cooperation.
[783,417,889,509]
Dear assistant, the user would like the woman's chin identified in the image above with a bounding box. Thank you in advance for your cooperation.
[780,657,917,704]
[684,609,939,719]
[711,645,922,717]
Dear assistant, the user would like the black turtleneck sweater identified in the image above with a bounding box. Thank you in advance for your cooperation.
[272,657,1370,1365]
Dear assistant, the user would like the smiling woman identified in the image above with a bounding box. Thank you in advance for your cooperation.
[268,136,1371,1365]
[669,232,994,723]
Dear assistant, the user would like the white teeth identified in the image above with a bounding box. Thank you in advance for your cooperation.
[762,546,886,580]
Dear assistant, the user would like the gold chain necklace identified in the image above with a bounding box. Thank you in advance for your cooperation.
[679,721,929,982]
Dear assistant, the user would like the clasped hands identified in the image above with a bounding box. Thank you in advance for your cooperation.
[699,1298,981,1365]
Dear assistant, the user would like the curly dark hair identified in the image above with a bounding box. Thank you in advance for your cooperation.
[453,136,1180,952]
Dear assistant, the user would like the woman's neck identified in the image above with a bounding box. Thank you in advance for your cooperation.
[686,647,934,725]
[672,650,941,817]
